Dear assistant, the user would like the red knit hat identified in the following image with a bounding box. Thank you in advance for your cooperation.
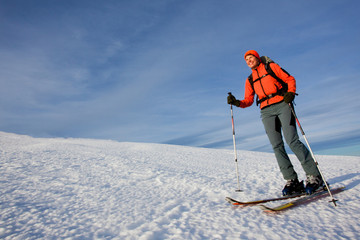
[244,50,261,62]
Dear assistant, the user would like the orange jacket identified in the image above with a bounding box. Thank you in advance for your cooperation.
[239,62,296,109]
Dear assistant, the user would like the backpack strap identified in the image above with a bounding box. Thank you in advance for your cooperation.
[265,63,288,92]
[247,74,261,105]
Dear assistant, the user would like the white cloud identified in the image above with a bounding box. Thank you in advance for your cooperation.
[0,0,359,155]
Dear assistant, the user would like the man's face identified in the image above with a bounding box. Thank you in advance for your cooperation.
[245,55,259,69]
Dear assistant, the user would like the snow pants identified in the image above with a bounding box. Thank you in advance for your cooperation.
[260,101,320,181]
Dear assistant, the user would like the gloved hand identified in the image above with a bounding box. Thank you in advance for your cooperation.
[283,92,296,103]
[227,93,240,107]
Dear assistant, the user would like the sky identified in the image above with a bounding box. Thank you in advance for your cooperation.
[0,0,359,156]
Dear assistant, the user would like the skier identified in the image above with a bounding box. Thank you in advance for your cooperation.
[227,50,323,196]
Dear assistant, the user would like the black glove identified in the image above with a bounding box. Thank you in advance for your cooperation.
[283,92,296,103]
[227,93,240,107]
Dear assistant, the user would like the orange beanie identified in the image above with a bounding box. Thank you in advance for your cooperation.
[244,50,261,62]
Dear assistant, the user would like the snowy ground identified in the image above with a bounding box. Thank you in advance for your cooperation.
[0,131,359,240]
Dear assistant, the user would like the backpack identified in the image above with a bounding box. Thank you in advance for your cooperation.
[248,56,289,106]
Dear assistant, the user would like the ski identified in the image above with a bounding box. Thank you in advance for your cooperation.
[259,186,345,213]
[225,191,308,206]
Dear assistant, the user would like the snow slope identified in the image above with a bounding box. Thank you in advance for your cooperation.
[0,131,359,240]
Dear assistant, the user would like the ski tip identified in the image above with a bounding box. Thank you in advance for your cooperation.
[225,197,244,205]
[258,204,268,210]
[225,197,235,204]
[259,204,276,213]
[259,202,294,213]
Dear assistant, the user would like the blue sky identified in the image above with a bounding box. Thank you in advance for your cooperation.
[1,0,359,156]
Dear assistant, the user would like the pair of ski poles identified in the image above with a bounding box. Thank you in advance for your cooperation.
[228,93,337,206]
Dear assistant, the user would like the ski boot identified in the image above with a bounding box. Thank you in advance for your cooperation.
[282,178,305,196]
[305,175,324,195]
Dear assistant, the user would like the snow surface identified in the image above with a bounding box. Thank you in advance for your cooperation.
[0,131,359,240]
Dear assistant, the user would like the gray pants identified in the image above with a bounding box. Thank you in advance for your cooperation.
[261,101,320,180]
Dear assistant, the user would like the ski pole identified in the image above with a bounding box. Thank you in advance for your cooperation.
[288,103,338,206]
[228,92,242,192]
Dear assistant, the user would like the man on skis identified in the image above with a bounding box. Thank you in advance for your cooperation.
[227,50,324,196]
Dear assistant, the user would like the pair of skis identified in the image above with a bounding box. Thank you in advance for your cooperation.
[226,186,345,213]
[227,101,341,208]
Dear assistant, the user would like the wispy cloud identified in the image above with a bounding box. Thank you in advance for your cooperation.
[0,0,359,156]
